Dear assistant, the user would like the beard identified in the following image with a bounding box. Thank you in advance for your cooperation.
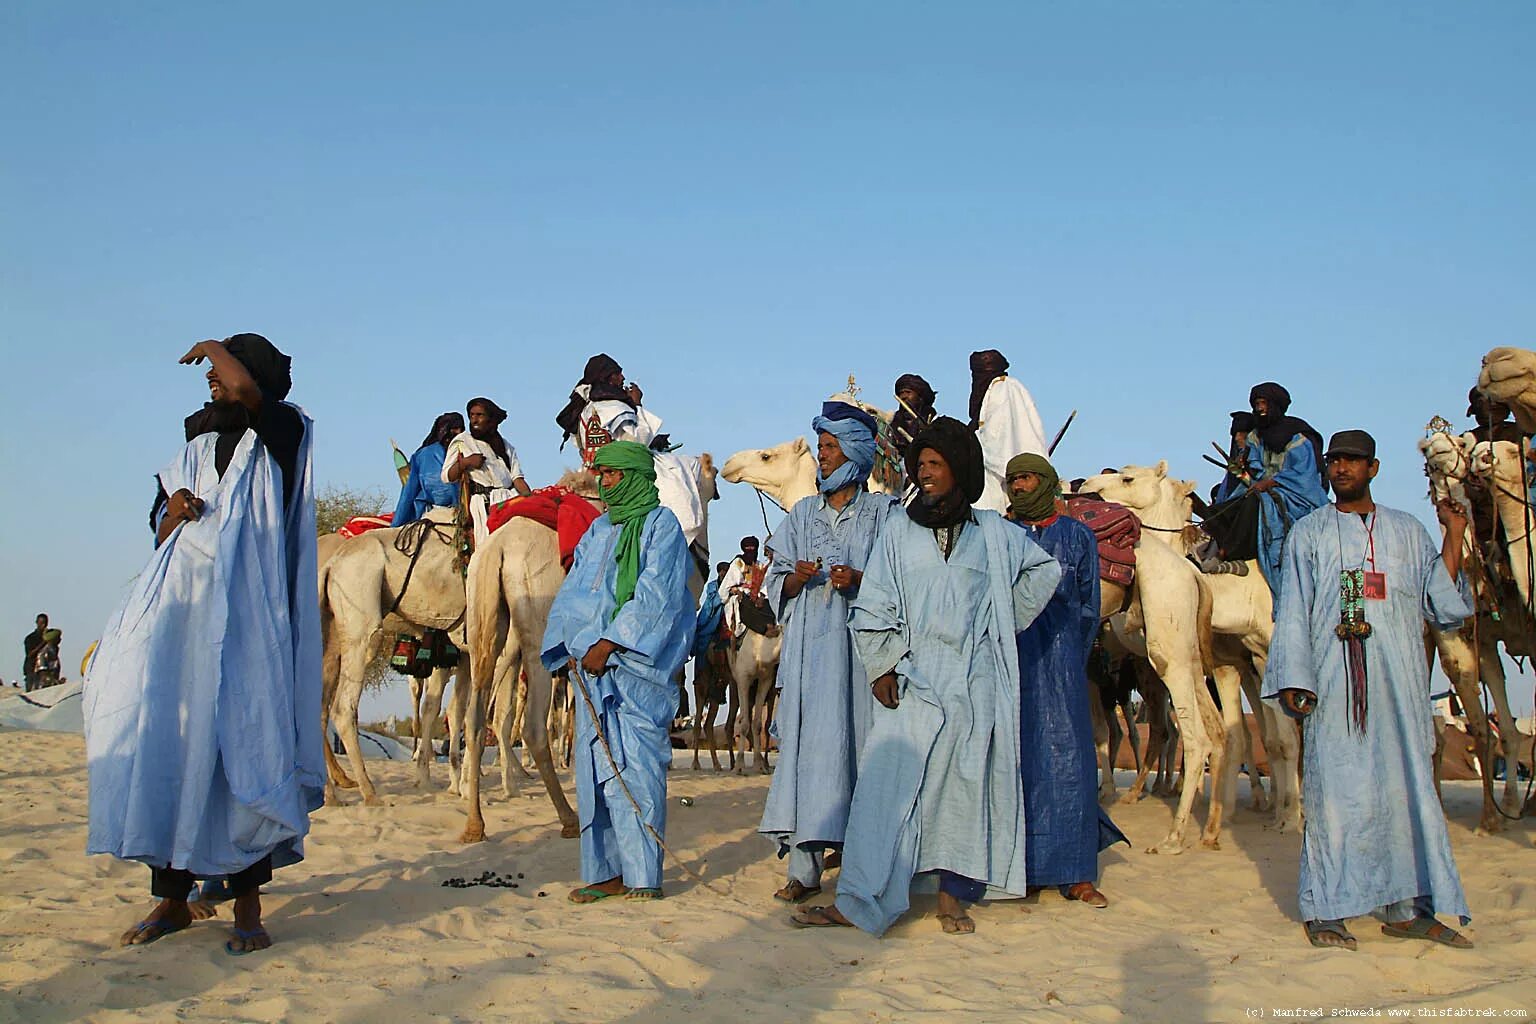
[1331,479,1370,503]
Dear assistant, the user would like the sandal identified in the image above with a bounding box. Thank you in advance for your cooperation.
[624,888,663,902]
[1064,882,1108,909]
[119,917,188,947]
[1304,921,1357,951]
[790,905,853,929]
[773,880,822,904]
[567,885,626,905]
[937,912,975,935]
[1381,916,1473,949]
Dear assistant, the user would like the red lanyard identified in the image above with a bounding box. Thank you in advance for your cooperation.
[1362,512,1378,572]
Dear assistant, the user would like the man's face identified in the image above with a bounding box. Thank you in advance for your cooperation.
[1251,397,1271,420]
[468,405,493,437]
[597,466,624,491]
[916,448,956,499]
[36,615,47,630]
[817,432,849,479]
[1327,455,1378,500]
[438,417,464,445]
[1008,472,1042,497]
[897,387,920,407]
[608,369,625,390]
[741,541,759,563]
[206,364,226,402]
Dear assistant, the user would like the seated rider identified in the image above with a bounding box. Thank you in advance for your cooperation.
[393,411,464,526]
[443,397,531,544]
[1237,382,1328,595]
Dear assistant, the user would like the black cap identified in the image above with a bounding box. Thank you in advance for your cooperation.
[1325,430,1376,460]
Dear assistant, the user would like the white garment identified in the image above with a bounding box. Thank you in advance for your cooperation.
[975,375,1047,513]
[442,431,523,544]
[719,556,758,637]
[579,399,706,551]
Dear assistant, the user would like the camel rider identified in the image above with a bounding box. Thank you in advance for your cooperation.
[557,353,707,552]
[1190,411,1258,576]
[444,397,531,545]
[968,349,1048,514]
[720,536,766,640]
[394,411,464,526]
[890,374,938,459]
[1467,386,1523,446]
[1211,411,1256,504]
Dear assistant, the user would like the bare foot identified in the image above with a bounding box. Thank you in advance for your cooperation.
[224,892,271,955]
[790,904,854,928]
[120,898,193,946]
[188,900,220,922]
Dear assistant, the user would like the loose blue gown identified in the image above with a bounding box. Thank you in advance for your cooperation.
[1263,505,1473,926]
[541,507,695,890]
[693,577,724,657]
[836,511,1061,935]
[1013,515,1128,888]
[393,443,459,524]
[758,489,894,887]
[1244,433,1328,596]
[85,411,325,876]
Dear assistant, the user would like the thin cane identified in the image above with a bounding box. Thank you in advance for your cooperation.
[568,663,725,895]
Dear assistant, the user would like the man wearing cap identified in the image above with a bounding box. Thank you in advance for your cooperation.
[1241,383,1329,596]
[759,402,896,904]
[1264,430,1475,951]
[541,440,696,904]
[790,417,1060,936]
[968,349,1048,513]
[1006,453,1128,909]
[87,335,324,955]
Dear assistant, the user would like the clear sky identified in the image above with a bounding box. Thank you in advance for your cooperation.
[3,2,1533,717]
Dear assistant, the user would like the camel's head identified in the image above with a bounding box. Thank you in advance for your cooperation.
[1480,347,1536,433]
[1418,430,1470,486]
[1077,461,1192,515]
[722,437,811,491]
[1468,439,1522,485]
[556,467,601,500]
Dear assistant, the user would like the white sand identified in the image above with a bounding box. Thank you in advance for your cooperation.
[1,727,1532,1024]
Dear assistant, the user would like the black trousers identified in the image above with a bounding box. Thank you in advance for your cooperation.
[150,854,273,901]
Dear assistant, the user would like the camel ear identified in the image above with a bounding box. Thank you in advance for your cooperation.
[1154,459,1169,478]
[699,452,714,476]
[793,437,810,454]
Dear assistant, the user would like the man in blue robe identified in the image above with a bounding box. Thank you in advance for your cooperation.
[1005,453,1128,908]
[541,440,695,903]
[759,402,894,904]
[1242,382,1328,595]
[86,335,324,955]
[791,418,1060,936]
[393,411,463,524]
[1265,430,1475,951]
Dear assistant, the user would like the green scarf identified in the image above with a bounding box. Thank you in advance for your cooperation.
[1006,452,1060,523]
[593,440,661,615]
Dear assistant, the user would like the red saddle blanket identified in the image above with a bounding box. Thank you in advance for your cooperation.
[485,486,602,570]
[1063,496,1140,588]
[338,514,394,538]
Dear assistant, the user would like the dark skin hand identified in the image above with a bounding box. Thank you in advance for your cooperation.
[580,638,621,677]
[782,560,819,600]
[872,672,899,709]
[828,565,861,592]
[156,488,205,546]
[181,339,262,412]
[1250,477,1278,494]
[1279,688,1316,718]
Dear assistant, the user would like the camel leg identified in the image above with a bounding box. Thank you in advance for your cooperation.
[1210,664,1247,821]
[1146,659,1216,854]
[414,668,449,789]
[408,676,425,758]
[1121,680,1164,805]
[1235,668,1273,814]
[1088,680,1117,803]
[320,643,356,799]
[495,673,521,799]
[516,659,579,838]
[334,641,380,807]
[446,665,468,796]
[756,678,777,775]
[1437,630,1502,833]
[1120,695,1143,775]
[1476,627,1524,818]
[690,660,706,771]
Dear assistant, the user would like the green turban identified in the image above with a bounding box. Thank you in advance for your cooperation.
[592,441,661,614]
[1006,452,1060,523]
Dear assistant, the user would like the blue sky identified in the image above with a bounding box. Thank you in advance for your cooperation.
[3,2,1532,715]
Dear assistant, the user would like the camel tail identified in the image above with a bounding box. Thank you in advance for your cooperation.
[1195,575,1217,679]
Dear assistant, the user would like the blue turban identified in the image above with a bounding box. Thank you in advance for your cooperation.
[811,401,878,494]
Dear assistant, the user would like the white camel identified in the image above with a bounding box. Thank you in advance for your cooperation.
[319,508,469,806]
[457,459,717,843]
[1083,463,1295,842]
[727,628,781,775]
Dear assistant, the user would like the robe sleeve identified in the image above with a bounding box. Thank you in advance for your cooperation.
[394,453,426,524]
[1073,523,1102,664]
[540,523,605,671]
[505,445,524,482]
[1414,519,1474,630]
[1271,436,1329,514]
[1009,529,1063,634]
[1262,519,1319,699]
[441,436,469,485]
[847,524,908,684]
[763,499,807,619]
[601,510,692,666]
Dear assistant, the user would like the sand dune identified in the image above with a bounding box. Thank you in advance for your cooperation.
[1,727,1532,1023]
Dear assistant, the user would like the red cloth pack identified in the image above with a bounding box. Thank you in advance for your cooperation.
[338,514,393,538]
[485,486,602,570]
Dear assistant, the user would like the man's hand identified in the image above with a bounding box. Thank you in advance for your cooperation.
[828,565,862,592]
[1250,478,1278,494]
[167,488,205,524]
[1278,688,1317,719]
[783,559,820,600]
[625,382,644,406]
[871,673,899,710]
[580,639,620,677]
[178,340,219,365]
[1436,498,1468,538]
[462,453,486,470]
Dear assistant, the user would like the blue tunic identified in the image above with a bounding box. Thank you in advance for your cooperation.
[693,578,724,657]
[758,490,894,865]
[85,411,325,876]
[1263,504,1473,924]
[1014,515,1128,887]
[393,443,459,524]
[541,507,694,889]
[1244,433,1328,597]
[836,511,1061,935]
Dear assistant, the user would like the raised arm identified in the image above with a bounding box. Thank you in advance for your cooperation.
[180,340,262,411]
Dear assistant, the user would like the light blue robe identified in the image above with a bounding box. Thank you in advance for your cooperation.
[835,510,1061,935]
[85,410,325,876]
[541,507,694,889]
[393,443,459,524]
[758,490,895,883]
[1245,433,1328,596]
[1263,504,1473,925]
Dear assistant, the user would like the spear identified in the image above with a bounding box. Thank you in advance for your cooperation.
[1047,410,1078,456]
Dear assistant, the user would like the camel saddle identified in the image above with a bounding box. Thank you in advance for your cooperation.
[484,486,602,571]
[1063,496,1141,588]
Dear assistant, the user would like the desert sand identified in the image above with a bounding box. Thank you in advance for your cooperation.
[1,726,1532,1024]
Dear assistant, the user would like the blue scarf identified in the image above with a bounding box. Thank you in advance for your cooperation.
[812,411,877,494]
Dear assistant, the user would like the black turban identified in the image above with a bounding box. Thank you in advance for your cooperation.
[968,349,1010,428]
[420,411,465,450]
[892,373,938,453]
[223,333,292,401]
[1228,411,1255,436]
[1248,382,1325,483]
[583,353,623,386]
[904,416,985,528]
